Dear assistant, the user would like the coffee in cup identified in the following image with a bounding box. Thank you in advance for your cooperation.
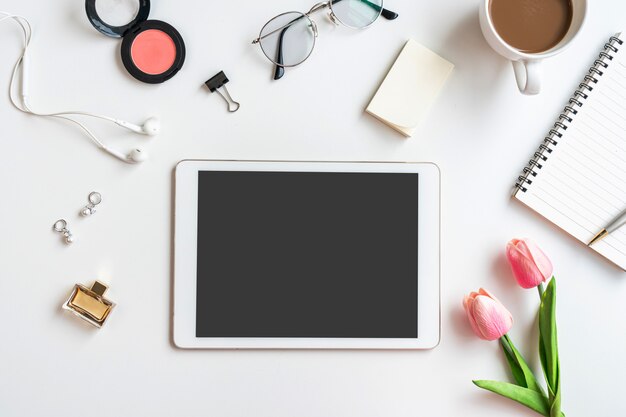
[490,0,573,53]
[479,0,587,95]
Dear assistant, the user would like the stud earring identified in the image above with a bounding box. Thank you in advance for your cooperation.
[53,219,74,244]
[80,191,102,216]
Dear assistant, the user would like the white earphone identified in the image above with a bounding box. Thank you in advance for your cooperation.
[102,147,149,164]
[1,12,159,164]
[115,117,160,136]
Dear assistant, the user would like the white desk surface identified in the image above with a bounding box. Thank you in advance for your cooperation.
[1,0,624,416]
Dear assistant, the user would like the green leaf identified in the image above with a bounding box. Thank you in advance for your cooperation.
[538,330,548,392]
[551,385,562,417]
[500,334,545,395]
[539,278,561,417]
[473,380,559,416]
[500,337,526,386]
[539,279,558,389]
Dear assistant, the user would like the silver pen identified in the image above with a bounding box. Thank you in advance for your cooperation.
[588,208,626,246]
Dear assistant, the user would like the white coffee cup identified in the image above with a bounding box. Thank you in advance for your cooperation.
[479,0,587,95]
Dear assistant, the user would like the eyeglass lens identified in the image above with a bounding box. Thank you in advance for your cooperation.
[259,12,316,67]
[330,0,384,29]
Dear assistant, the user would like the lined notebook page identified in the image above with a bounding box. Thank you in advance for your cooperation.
[515,33,626,270]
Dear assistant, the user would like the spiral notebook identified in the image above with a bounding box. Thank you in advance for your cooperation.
[513,34,626,271]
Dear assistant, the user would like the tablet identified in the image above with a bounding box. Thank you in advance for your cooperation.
[173,160,440,349]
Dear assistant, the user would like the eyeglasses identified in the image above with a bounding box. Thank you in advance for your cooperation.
[252,0,398,80]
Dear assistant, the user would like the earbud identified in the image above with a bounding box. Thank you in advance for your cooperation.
[102,147,148,164]
[141,117,160,135]
[128,148,148,162]
[115,117,160,136]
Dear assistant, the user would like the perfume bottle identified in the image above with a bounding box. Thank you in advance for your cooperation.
[62,281,115,328]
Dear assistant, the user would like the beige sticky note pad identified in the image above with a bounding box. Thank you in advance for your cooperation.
[366,39,454,137]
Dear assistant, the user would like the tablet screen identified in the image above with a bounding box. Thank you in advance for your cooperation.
[196,171,418,338]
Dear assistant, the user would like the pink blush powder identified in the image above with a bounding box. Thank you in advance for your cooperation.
[130,29,176,75]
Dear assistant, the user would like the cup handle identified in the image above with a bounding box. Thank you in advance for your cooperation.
[512,59,542,95]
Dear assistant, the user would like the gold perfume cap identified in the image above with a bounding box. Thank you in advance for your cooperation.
[90,281,108,296]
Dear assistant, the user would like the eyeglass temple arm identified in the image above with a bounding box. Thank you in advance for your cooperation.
[272,14,309,80]
[273,26,288,80]
[330,0,399,20]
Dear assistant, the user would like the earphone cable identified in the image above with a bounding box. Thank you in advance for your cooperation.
[2,12,106,149]
[2,13,129,128]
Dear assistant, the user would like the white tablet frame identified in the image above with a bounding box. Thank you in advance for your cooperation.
[173,160,440,349]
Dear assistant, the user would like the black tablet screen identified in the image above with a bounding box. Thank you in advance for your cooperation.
[196,171,418,338]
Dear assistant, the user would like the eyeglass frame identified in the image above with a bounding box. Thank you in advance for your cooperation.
[252,0,398,80]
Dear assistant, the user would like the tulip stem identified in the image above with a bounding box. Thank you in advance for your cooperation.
[537,282,545,299]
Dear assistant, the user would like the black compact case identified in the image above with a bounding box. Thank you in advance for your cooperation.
[85,0,185,84]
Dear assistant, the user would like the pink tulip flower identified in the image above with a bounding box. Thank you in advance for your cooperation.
[506,238,553,289]
[463,288,513,341]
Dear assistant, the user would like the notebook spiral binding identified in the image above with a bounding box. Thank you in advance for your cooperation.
[514,36,624,193]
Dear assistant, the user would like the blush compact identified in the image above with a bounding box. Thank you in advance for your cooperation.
[85,0,185,84]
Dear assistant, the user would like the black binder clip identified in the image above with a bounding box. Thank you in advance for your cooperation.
[205,71,240,113]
